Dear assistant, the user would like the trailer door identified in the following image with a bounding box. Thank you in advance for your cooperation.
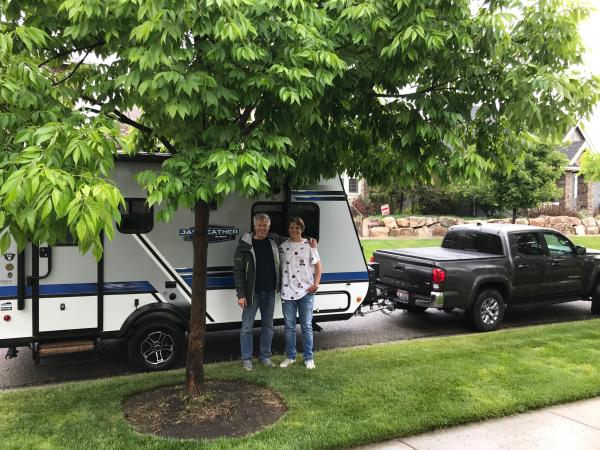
[31,237,102,337]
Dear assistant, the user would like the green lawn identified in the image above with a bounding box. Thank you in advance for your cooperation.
[361,235,600,260]
[2,320,600,449]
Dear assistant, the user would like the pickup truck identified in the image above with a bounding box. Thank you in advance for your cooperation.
[371,223,600,331]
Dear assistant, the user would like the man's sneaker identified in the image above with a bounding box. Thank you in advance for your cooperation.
[260,358,275,368]
[279,358,296,368]
[242,360,253,371]
[305,360,316,370]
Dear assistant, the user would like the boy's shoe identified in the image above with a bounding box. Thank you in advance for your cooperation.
[260,358,275,367]
[242,360,253,371]
[279,358,296,368]
[305,360,316,370]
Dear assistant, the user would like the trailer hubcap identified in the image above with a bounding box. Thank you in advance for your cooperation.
[480,298,500,325]
[140,331,175,365]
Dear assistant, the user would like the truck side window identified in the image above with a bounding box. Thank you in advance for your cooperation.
[117,198,154,234]
[543,232,574,256]
[442,231,503,255]
[514,233,544,256]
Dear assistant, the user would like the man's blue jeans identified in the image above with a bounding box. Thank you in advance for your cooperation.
[282,293,314,361]
[240,291,275,362]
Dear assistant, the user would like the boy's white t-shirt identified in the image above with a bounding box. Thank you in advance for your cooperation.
[279,239,320,301]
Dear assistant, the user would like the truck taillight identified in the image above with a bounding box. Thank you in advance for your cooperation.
[370,256,375,263]
[432,268,446,284]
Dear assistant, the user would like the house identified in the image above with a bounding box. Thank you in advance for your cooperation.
[341,173,367,202]
[557,124,600,214]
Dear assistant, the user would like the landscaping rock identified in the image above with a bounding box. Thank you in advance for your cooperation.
[367,219,381,228]
[425,217,438,226]
[553,224,575,235]
[574,225,586,236]
[383,216,398,229]
[369,226,389,238]
[548,216,565,225]
[567,216,582,226]
[415,226,433,238]
[361,218,370,237]
[582,217,597,227]
[515,218,529,225]
[529,216,548,227]
[439,216,455,227]
[396,218,410,228]
[586,227,599,235]
[463,219,487,225]
[395,228,416,237]
[408,216,427,228]
[430,224,447,236]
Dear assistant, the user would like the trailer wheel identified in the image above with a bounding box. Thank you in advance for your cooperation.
[592,281,600,315]
[127,322,184,371]
[406,305,428,313]
[469,289,504,332]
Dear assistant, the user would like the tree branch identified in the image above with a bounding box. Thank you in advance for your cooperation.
[39,40,105,67]
[82,95,178,154]
[51,49,91,86]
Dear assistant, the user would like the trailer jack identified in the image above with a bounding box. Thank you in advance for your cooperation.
[5,347,18,359]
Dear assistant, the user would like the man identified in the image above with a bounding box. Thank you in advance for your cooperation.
[233,213,280,370]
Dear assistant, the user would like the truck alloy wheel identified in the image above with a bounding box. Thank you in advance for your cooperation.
[128,322,184,371]
[471,289,505,332]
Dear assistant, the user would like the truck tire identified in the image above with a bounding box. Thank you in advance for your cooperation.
[592,282,600,315]
[469,289,505,332]
[127,321,184,371]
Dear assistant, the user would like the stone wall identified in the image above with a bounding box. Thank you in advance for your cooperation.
[363,215,600,238]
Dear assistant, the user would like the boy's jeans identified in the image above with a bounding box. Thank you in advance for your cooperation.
[282,293,314,361]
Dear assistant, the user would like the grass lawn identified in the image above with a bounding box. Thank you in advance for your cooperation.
[2,320,600,449]
[361,235,600,260]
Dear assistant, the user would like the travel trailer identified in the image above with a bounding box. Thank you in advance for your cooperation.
[0,155,370,370]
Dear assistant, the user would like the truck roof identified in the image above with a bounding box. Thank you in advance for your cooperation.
[448,223,551,235]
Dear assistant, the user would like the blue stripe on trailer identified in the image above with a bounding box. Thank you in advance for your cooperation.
[0,271,368,299]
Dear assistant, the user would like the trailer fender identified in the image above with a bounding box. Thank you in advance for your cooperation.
[120,303,189,337]
[467,276,510,309]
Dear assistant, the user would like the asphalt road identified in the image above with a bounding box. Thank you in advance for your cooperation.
[0,301,596,390]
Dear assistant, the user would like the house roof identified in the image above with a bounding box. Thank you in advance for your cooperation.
[559,140,586,167]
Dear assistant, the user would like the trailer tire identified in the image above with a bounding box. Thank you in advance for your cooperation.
[127,321,184,371]
[592,281,600,315]
[469,289,504,332]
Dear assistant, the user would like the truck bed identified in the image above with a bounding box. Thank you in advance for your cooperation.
[376,247,504,262]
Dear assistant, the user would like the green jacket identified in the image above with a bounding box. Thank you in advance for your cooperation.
[233,232,282,306]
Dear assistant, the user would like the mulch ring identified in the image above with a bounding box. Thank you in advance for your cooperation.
[122,380,287,440]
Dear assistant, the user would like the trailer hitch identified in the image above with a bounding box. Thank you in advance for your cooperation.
[356,299,398,316]
[4,347,18,359]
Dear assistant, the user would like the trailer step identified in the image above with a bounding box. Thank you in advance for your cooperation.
[37,340,96,357]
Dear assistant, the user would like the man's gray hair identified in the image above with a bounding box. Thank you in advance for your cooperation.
[253,213,271,225]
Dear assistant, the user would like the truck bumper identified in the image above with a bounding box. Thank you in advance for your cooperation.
[415,291,444,309]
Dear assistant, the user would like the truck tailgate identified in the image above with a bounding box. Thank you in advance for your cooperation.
[374,247,499,294]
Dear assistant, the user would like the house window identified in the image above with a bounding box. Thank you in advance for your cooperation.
[348,178,359,194]
[117,198,154,234]
[573,174,578,199]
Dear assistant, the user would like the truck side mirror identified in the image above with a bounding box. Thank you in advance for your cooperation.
[575,246,586,256]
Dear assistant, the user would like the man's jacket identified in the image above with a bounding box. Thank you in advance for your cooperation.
[233,233,282,306]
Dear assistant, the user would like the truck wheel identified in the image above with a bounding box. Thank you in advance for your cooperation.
[127,321,184,371]
[592,282,600,315]
[406,305,428,313]
[470,289,505,332]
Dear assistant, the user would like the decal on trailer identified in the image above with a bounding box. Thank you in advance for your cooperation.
[179,225,239,243]
[0,301,12,311]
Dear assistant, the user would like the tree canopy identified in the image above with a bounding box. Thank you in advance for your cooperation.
[1,0,599,394]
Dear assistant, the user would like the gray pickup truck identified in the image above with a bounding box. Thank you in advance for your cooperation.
[371,223,600,331]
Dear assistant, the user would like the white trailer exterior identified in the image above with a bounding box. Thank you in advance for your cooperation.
[0,155,370,369]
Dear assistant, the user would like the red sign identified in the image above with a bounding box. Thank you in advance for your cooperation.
[380,204,390,215]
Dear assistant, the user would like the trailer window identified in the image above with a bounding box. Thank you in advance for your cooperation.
[117,198,154,234]
[251,202,320,240]
[443,231,503,255]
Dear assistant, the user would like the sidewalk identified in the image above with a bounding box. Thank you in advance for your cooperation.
[357,397,600,450]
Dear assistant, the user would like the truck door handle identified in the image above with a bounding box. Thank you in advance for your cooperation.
[551,260,562,267]
[517,264,529,269]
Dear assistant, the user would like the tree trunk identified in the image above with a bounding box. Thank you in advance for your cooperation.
[512,208,517,224]
[185,199,209,398]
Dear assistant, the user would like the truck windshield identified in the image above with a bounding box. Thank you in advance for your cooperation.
[442,231,504,255]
